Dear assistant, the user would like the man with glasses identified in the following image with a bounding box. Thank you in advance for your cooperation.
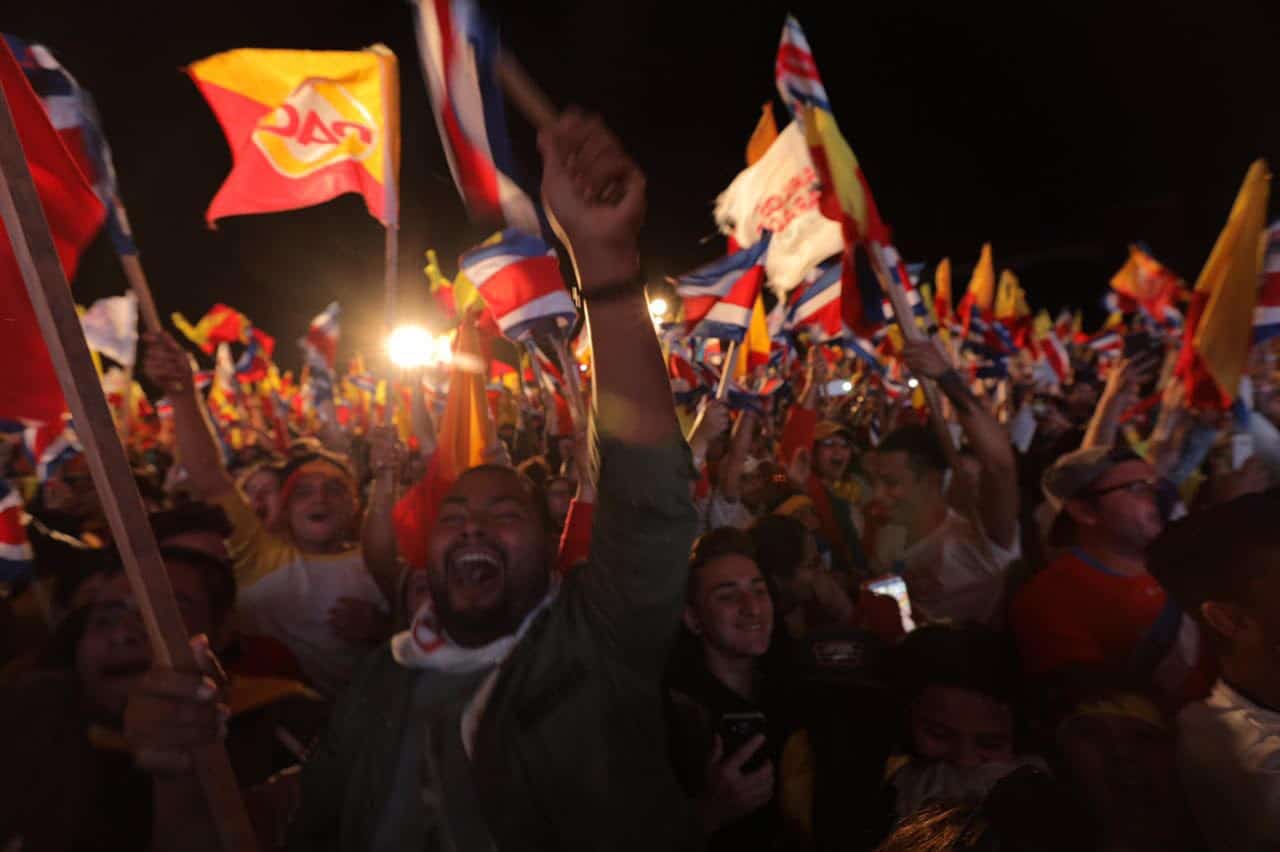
[1010,446,1215,702]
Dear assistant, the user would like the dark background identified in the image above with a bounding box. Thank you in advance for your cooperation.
[9,0,1280,368]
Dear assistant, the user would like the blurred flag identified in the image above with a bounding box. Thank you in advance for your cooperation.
[172,304,250,354]
[0,478,31,583]
[715,121,844,295]
[235,328,276,382]
[3,34,135,255]
[677,235,772,341]
[934,258,953,327]
[1177,160,1271,408]
[1110,244,1184,319]
[775,15,830,116]
[458,229,575,341]
[958,242,996,339]
[188,46,398,225]
[734,295,771,378]
[745,102,778,166]
[410,0,540,234]
[787,258,843,341]
[1254,222,1280,343]
[300,301,340,371]
[0,39,105,423]
[438,320,491,481]
[80,291,138,366]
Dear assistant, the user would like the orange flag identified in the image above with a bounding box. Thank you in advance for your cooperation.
[437,320,492,482]
[745,102,778,166]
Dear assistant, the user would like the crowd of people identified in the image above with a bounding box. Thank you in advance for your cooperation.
[1,114,1279,852]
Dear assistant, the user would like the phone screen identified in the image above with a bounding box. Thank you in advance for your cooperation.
[865,575,917,633]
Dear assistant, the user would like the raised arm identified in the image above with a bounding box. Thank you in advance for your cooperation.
[902,338,1019,550]
[141,331,234,501]
[1082,354,1157,450]
[540,111,696,668]
[361,425,406,605]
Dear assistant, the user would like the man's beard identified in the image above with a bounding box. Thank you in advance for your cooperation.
[428,564,551,647]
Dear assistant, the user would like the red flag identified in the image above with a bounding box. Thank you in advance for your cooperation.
[0,40,105,423]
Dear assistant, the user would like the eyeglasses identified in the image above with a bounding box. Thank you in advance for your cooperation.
[1080,478,1159,500]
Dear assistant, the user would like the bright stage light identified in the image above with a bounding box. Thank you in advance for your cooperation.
[842,381,853,393]
[648,297,668,319]
[387,325,435,368]
[907,377,920,388]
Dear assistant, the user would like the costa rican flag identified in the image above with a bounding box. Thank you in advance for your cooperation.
[1089,331,1124,359]
[677,235,771,342]
[788,259,843,340]
[0,478,31,583]
[24,418,80,481]
[668,351,709,406]
[1255,222,1280,343]
[300,302,340,371]
[775,15,830,116]
[1039,331,1071,384]
[411,0,541,235]
[460,230,575,342]
[4,34,135,255]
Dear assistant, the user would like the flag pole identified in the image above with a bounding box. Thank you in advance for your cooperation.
[0,81,258,852]
[716,340,740,400]
[549,333,587,430]
[109,199,163,335]
[376,45,401,425]
[495,51,558,131]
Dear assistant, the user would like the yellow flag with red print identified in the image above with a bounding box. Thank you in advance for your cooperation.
[187,46,399,226]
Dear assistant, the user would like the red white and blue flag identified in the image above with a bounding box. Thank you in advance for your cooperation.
[459,230,575,341]
[775,15,830,117]
[677,235,772,342]
[787,258,843,340]
[1255,221,1280,343]
[3,34,134,255]
[411,0,540,234]
[0,478,31,583]
[300,301,341,371]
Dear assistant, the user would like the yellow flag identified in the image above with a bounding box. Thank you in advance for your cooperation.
[734,295,771,379]
[965,243,996,314]
[995,269,1019,321]
[745,102,779,166]
[935,258,952,322]
[1190,159,1272,404]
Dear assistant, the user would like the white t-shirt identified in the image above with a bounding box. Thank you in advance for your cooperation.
[1178,680,1280,852]
[901,509,1020,626]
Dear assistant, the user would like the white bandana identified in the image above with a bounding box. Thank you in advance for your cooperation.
[391,583,557,673]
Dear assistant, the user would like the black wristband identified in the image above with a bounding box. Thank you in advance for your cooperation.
[580,272,646,303]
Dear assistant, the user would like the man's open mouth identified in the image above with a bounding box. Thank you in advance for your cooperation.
[447,545,505,588]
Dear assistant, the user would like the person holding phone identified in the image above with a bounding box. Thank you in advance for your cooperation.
[665,527,799,851]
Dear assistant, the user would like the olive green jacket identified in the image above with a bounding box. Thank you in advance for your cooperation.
[287,435,701,851]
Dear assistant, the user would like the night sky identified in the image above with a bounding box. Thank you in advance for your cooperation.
[9,0,1280,370]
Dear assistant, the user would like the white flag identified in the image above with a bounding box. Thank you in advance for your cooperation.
[80,291,138,366]
[714,121,843,296]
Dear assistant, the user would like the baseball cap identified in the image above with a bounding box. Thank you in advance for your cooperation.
[814,421,854,445]
[1041,445,1144,546]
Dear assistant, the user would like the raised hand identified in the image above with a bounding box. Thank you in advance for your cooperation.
[698,735,775,834]
[141,331,197,397]
[537,109,645,289]
[901,338,952,381]
[124,634,229,775]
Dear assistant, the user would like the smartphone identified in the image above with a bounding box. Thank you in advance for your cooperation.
[866,575,917,633]
[718,711,768,771]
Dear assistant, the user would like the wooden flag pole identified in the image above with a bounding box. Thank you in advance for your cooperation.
[377,45,402,426]
[495,51,558,131]
[716,340,740,401]
[109,198,163,335]
[549,334,587,430]
[0,83,258,852]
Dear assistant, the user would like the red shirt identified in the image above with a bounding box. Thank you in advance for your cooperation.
[1010,549,1215,700]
